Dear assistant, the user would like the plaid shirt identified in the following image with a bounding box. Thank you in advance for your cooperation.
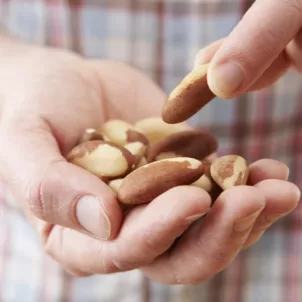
[0,0,301,301]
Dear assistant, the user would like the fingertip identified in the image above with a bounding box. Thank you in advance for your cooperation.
[248,159,289,184]
[148,185,212,224]
[194,49,210,69]
[194,38,225,69]
[50,162,124,241]
[215,186,266,218]
[95,182,124,240]
[207,60,244,99]
[75,190,123,241]
[164,185,212,213]
[254,179,301,212]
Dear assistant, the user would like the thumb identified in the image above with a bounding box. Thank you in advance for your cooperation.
[0,118,123,240]
[207,0,302,99]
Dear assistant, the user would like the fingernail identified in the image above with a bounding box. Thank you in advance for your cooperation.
[234,210,262,233]
[76,195,111,240]
[210,61,244,95]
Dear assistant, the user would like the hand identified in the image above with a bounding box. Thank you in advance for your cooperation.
[0,38,300,283]
[195,0,302,98]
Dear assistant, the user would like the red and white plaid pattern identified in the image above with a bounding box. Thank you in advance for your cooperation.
[0,0,301,301]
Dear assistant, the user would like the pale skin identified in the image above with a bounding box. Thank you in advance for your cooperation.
[197,0,302,98]
[0,3,301,284]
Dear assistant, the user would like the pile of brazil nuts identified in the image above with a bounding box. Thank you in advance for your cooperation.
[67,117,249,207]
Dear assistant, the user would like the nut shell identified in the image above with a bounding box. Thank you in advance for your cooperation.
[117,157,204,205]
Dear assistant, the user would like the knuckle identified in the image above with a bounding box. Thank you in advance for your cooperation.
[172,270,212,286]
[110,251,153,272]
[107,244,138,272]
[142,233,164,255]
[109,244,153,272]
[110,256,138,272]
[25,177,49,220]
[243,232,264,249]
[211,249,232,265]
[284,0,302,15]
[259,28,281,58]
[64,268,92,277]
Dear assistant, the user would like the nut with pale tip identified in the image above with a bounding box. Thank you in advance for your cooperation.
[117,157,205,205]
[134,117,189,143]
[67,140,135,181]
[210,155,249,190]
[101,119,149,146]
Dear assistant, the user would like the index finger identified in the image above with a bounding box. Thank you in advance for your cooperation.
[208,0,302,98]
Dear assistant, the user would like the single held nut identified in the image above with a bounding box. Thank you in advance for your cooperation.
[124,142,147,167]
[101,119,149,146]
[134,117,189,143]
[162,64,216,124]
[67,140,135,181]
[78,128,104,144]
[191,160,222,202]
[210,155,249,190]
[147,130,218,162]
[117,157,204,205]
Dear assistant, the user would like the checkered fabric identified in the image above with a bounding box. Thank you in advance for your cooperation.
[0,0,301,301]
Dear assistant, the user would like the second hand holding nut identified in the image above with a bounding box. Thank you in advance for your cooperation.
[67,117,250,207]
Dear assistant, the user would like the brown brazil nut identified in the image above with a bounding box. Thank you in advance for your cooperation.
[78,128,104,144]
[210,155,249,190]
[67,140,135,181]
[101,119,149,146]
[147,130,218,162]
[162,64,215,124]
[117,157,204,205]
[134,117,189,143]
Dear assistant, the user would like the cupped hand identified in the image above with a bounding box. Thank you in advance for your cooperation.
[0,42,166,244]
[0,41,300,283]
[195,0,302,98]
